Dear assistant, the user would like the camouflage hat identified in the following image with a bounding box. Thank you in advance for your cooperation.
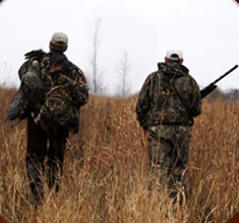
[166,49,183,61]
[50,32,68,45]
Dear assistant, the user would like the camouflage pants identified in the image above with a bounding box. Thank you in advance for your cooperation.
[147,125,192,195]
[26,118,69,202]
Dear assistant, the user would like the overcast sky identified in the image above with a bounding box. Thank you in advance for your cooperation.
[0,0,238,94]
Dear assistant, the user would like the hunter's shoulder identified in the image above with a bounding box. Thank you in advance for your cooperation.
[148,70,160,78]
[72,67,86,81]
[146,70,162,81]
[180,71,199,88]
[175,73,199,90]
[170,64,199,90]
[187,73,199,86]
[140,71,158,88]
[174,64,198,83]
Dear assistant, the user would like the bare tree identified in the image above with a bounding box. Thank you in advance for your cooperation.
[89,18,105,94]
[116,51,131,97]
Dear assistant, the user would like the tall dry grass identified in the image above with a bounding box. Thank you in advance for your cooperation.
[0,86,239,223]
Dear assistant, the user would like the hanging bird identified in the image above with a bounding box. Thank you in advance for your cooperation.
[5,60,43,122]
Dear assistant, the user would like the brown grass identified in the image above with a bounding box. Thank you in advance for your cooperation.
[0,86,239,222]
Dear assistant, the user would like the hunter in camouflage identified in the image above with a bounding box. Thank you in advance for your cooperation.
[136,50,201,199]
[15,32,89,202]
[18,34,88,132]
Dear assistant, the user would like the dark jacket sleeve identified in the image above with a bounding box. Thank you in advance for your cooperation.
[190,77,201,117]
[69,68,89,109]
[136,75,152,130]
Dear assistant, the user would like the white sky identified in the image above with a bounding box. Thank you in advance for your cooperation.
[0,0,238,93]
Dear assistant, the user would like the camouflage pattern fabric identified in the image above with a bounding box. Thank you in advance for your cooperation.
[136,61,201,196]
[39,52,88,131]
[18,50,89,132]
[148,125,192,193]
[136,61,201,130]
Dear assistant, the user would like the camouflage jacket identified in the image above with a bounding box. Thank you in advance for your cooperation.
[18,50,89,130]
[136,62,201,130]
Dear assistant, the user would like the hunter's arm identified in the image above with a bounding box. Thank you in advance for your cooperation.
[69,68,89,108]
[190,78,201,117]
[136,75,152,130]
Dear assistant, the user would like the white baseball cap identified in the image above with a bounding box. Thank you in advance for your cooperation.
[166,49,183,61]
[50,32,68,45]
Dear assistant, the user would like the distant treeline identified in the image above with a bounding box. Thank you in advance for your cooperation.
[206,88,239,101]
[1,84,239,101]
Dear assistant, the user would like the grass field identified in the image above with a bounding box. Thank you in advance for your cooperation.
[0,86,239,223]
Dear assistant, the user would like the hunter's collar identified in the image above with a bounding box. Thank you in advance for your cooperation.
[157,62,189,75]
